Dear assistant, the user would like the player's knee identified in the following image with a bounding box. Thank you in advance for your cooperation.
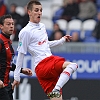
[68,63,78,72]
[0,80,4,88]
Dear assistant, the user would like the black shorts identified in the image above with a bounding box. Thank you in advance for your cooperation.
[0,82,13,100]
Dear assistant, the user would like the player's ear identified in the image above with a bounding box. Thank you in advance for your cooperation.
[27,10,31,16]
[0,24,3,30]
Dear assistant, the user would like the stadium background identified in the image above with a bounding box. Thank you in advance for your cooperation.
[10,42,100,100]
[1,0,100,100]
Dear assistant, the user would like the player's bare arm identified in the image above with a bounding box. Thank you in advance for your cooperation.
[11,63,32,89]
[12,80,19,90]
[21,68,33,76]
[0,67,32,89]
[0,80,4,88]
[12,68,32,90]
[10,63,33,76]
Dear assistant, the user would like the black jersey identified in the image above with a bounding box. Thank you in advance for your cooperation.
[0,32,15,86]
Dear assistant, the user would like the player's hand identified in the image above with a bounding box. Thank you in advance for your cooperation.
[63,35,72,42]
[0,80,4,88]
[12,80,20,90]
[22,68,33,76]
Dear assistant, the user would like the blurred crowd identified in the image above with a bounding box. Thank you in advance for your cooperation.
[0,0,29,41]
[0,0,100,42]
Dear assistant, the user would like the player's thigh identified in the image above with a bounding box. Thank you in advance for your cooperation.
[50,95,62,100]
[62,61,72,69]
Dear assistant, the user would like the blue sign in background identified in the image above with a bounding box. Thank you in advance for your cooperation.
[53,53,100,80]
[11,52,100,80]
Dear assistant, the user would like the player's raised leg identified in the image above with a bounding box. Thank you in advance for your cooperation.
[49,62,78,99]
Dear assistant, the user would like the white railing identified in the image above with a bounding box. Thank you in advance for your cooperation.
[12,42,100,53]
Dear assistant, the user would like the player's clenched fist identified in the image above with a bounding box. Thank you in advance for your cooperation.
[22,68,33,76]
[63,35,72,42]
[0,80,4,88]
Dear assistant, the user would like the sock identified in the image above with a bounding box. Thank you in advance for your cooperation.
[53,63,77,91]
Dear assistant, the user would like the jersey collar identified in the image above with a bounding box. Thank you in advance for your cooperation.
[1,32,10,39]
[29,21,39,26]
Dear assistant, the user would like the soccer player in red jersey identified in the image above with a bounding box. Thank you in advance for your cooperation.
[0,14,32,100]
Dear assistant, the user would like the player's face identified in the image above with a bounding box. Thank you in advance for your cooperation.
[0,18,14,36]
[28,4,42,23]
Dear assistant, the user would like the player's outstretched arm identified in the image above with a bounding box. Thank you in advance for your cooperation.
[49,35,72,47]
[10,63,32,76]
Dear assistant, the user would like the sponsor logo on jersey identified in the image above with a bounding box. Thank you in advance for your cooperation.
[19,42,22,46]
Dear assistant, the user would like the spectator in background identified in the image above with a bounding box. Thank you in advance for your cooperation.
[49,30,65,41]
[9,3,22,28]
[0,0,8,33]
[9,3,22,41]
[71,31,82,42]
[92,11,100,41]
[21,5,29,28]
[52,0,70,23]
[49,23,65,40]
[52,6,65,23]
[61,0,79,22]
[77,0,97,21]
[75,0,96,3]
[0,0,8,17]
[75,0,81,3]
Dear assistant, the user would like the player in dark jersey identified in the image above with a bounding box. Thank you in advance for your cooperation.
[0,14,32,100]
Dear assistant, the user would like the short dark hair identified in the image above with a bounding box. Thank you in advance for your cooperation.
[0,14,12,25]
[27,0,41,11]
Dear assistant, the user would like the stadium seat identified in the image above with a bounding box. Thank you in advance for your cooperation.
[41,18,53,37]
[41,18,53,29]
[84,37,97,42]
[98,39,100,42]
[42,7,52,19]
[84,30,93,37]
[82,19,96,30]
[56,19,68,33]
[96,0,100,7]
[67,19,82,38]
[81,19,96,38]
[68,19,82,31]
[16,6,25,16]
[51,0,63,7]
[70,30,80,36]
